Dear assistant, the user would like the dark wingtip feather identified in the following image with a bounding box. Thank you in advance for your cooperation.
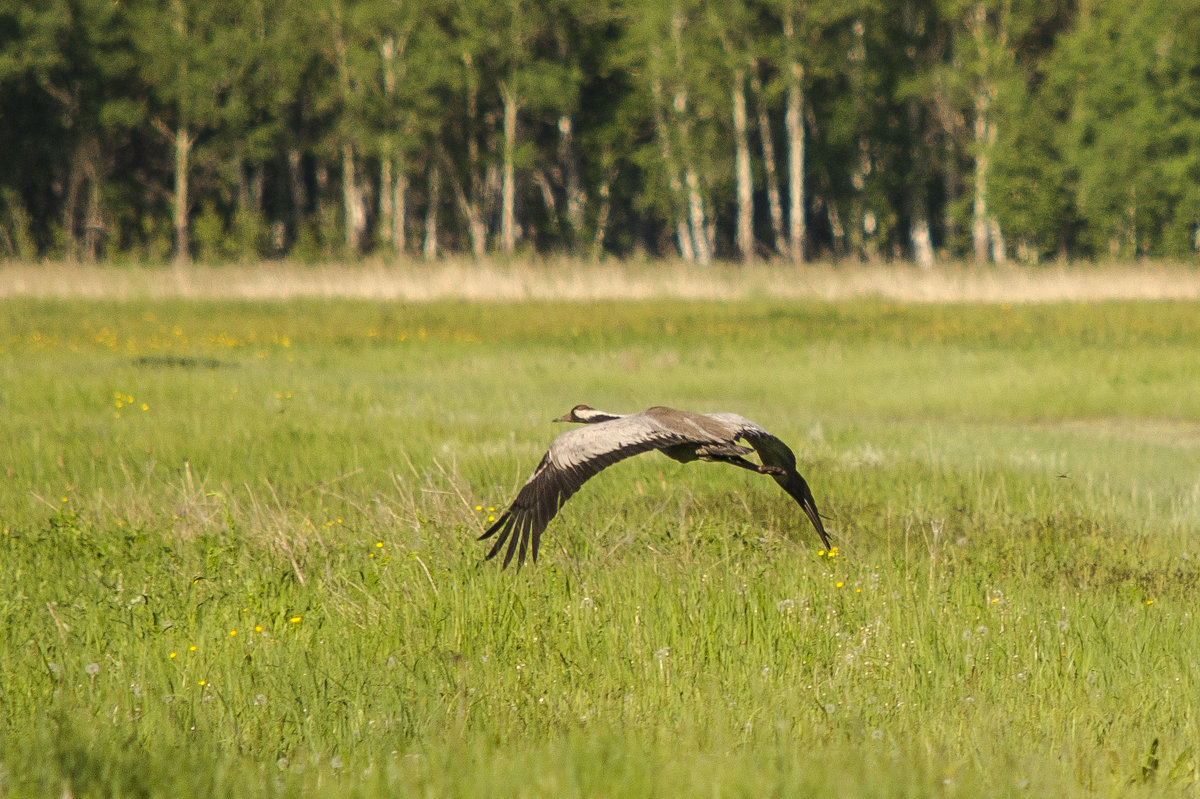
[501,516,523,568]
[483,515,513,561]
[479,513,508,541]
[516,518,531,566]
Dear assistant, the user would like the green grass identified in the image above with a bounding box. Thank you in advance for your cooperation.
[2,296,1199,797]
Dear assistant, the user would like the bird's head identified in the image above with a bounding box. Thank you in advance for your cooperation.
[554,404,623,424]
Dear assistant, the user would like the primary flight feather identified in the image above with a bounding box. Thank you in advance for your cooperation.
[479,405,832,568]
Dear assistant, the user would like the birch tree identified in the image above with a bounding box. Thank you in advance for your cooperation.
[129,0,240,265]
[761,0,853,262]
[356,0,455,258]
[450,0,579,255]
[710,0,760,264]
[635,0,720,263]
[1053,0,1200,257]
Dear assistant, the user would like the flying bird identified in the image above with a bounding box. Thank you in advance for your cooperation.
[479,405,831,568]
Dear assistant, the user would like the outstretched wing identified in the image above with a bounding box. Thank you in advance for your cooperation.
[708,413,832,550]
[479,415,702,568]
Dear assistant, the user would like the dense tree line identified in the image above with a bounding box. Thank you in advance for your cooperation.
[2,0,1199,265]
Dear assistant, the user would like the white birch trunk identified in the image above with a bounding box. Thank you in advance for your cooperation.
[685,169,710,265]
[989,217,1006,265]
[752,70,787,256]
[380,157,394,250]
[559,115,585,245]
[672,8,709,265]
[378,158,408,256]
[969,0,1001,264]
[782,9,808,262]
[342,142,365,253]
[173,123,192,266]
[732,69,754,264]
[785,73,806,262]
[84,157,103,261]
[912,218,935,269]
[650,72,693,262]
[500,81,518,254]
[423,164,439,260]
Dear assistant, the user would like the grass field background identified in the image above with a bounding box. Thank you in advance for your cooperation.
[2,291,1199,796]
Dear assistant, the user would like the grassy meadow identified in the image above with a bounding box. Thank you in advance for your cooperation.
[2,290,1199,796]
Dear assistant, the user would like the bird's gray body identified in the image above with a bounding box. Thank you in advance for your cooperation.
[480,405,831,568]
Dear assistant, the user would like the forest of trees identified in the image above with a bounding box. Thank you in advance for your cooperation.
[2,0,1199,266]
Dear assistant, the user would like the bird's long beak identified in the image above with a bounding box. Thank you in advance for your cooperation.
[553,412,573,422]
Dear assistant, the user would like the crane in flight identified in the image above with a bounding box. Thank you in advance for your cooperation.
[480,405,832,568]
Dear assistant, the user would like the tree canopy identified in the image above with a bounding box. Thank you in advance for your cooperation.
[1,0,1197,263]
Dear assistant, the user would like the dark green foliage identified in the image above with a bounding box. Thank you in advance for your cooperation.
[0,0,1198,261]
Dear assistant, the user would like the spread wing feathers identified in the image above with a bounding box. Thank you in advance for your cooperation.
[479,416,708,568]
[705,413,796,467]
[706,413,832,550]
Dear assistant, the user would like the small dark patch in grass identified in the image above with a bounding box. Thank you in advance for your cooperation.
[134,355,232,369]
